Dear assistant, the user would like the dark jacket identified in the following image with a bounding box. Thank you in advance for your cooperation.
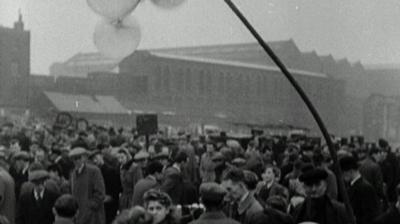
[132,175,159,206]
[293,195,350,224]
[16,189,60,224]
[359,157,385,201]
[161,166,184,205]
[380,153,400,202]
[71,163,106,224]
[250,207,294,224]
[189,211,240,224]
[236,193,263,224]
[373,205,400,224]
[119,160,143,210]
[100,163,121,224]
[256,181,289,206]
[348,177,380,224]
[9,166,28,199]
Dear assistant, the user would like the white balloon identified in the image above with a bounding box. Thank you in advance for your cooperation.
[93,16,141,59]
[150,0,186,9]
[87,0,141,21]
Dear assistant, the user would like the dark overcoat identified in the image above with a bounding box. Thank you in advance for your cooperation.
[132,175,159,206]
[348,177,380,224]
[0,169,15,224]
[373,205,400,224]
[16,189,59,224]
[189,211,240,224]
[293,195,350,224]
[71,163,106,224]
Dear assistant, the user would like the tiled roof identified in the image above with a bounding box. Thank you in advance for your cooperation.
[44,91,129,114]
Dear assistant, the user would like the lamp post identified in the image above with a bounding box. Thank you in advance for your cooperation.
[223,0,355,223]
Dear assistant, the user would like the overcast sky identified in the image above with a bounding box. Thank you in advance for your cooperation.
[1,0,400,74]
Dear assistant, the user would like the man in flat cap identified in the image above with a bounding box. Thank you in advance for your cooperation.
[359,146,386,206]
[132,160,163,207]
[189,182,240,224]
[373,183,400,224]
[220,168,263,224]
[293,167,350,224]
[340,155,380,224]
[16,169,60,224]
[9,151,30,198]
[0,156,15,224]
[69,147,106,224]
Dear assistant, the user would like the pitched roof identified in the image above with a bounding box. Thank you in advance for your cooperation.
[44,91,129,114]
[150,52,327,78]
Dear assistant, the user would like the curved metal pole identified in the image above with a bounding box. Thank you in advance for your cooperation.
[223,0,355,223]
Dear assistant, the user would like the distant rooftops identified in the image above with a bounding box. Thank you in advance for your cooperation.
[44,91,129,114]
[150,51,328,78]
[51,39,365,79]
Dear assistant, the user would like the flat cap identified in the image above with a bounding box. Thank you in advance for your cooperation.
[29,170,49,182]
[14,151,30,161]
[68,147,88,158]
[299,168,328,185]
[211,152,225,161]
[153,151,169,160]
[200,182,226,203]
[231,157,246,166]
[134,150,149,161]
[339,156,359,171]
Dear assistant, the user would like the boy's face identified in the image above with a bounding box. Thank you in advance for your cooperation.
[262,167,275,183]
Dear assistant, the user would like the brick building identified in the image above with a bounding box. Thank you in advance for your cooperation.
[0,13,30,114]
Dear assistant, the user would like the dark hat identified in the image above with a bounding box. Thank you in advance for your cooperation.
[13,151,30,161]
[200,182,226,203]
[29,170,49,182]
[299,168,328,185]
[173,151,187,163]
[339,156,359,171]
[378,138,389,149]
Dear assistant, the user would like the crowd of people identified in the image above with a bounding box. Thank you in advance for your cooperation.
[0,120,399,224]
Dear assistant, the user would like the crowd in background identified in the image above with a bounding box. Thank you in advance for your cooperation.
[0,119,399,224]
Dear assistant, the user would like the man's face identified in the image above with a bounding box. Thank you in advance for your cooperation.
[33,182,45,193]
[137,159,148,168]
[303,150,314,158]
[117,153,128,165]
[72,155,86,168]
[221,179,245,202]
[342,170,352,183]
[206,144,215,153]
[303,180,327,198]
[93,154,104,166]
[15,159,28,171]
[262,167,275,183]
[35,150,45,162]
